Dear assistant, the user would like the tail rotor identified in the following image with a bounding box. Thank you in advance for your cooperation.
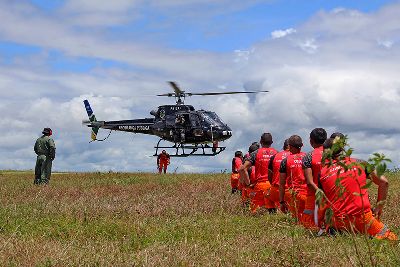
[83,100,100,141]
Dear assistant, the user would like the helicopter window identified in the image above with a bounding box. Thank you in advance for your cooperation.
[190,114,200,127]
[165,115,176,127]
[206,112,220,121]
[175,113,190,127]
[199,112,217,125]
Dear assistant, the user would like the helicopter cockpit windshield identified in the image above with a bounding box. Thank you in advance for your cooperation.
[199,111,225,127]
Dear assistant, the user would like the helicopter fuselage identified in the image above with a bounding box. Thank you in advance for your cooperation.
[86,104,232,145]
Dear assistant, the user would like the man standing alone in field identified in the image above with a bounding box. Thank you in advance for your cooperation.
[34,128,56,185]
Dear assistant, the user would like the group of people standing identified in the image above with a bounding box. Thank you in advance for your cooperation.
[230,129,397,240]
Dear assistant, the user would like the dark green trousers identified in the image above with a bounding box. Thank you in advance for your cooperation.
[34,155,52,185]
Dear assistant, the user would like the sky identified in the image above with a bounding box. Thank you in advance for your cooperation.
[1,0,400,173]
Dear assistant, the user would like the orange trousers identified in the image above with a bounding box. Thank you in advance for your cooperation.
[247,181,275,213]
[230,173,239,189]
[287,190,306,222]
[240,186,249,206]
[330,210,397,240]
[267,185,291,208]
[158,161,168,173]
[302,195,318,229]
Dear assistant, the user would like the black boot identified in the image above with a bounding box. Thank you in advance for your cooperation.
[268,208,277,214]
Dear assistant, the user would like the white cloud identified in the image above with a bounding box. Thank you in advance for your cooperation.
[271,28,296,39]
[377,39,394,49]
[297,38,318,54]
[234,49,251,63]
[61,0,142,26]
[58,0,267,27]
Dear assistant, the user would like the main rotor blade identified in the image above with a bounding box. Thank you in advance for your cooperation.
[168,81,183,95]
[156,93,174,97]
[187,90,269,96]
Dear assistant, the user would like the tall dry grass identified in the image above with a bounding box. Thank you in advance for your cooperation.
[0,170,399,266]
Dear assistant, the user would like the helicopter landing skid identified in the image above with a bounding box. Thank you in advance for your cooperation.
[153,139,226,157]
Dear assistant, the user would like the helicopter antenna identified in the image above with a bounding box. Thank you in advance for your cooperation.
[156,81,269,105]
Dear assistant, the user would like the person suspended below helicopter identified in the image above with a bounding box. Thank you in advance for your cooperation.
[157,150,170,174]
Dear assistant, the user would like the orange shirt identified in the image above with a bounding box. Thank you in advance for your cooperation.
[158,153,170,164]
[248,147,278,183]
[231,157,242,173]
[280,152,307,194]
[269,150,290,186]
[302,146,324,196]
[319,158,371,217]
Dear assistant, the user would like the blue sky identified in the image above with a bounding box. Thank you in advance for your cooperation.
[1,0,400,172]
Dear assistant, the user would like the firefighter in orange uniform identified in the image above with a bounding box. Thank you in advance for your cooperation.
[319,138,397,240]
[267,139,290,207]
[279,135,307,221]
[301,128,327,229]
[157,150,170,174]
[231,151,243,193]
[239,143,259,205]
[239,133,277,213]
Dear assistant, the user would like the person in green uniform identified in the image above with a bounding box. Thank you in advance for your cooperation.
[34,128,56,185]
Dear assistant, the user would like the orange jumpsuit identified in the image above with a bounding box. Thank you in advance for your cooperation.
[157,152,170,174]
[280,152,307,221]
[301,146,324,229]
[231,156,242,191]
[319,158,397,240]
[246,147,278,213]
[267,150,290,207]
[240,166,255,204]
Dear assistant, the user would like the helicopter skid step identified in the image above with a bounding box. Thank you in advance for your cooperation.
[153,140,226,157]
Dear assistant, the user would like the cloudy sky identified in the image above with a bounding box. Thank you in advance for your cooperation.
[1,0,399,172]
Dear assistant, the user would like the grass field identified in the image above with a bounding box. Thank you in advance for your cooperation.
[0,171,399,266]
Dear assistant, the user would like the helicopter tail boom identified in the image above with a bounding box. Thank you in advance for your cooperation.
[83,100,100,141]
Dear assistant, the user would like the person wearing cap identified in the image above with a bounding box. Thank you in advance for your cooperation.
[157,150,170,174]
[318,138,397,240]
[301,128,327,229]
[239,133,277,213]
[267,139,290,208]
[34,128,56,185]
[279,135,306,221]
[230,150,243,194]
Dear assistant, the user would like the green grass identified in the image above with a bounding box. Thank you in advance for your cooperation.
[0,171,399,266]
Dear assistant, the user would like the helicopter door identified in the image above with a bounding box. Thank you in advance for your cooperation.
[190,114,203,136]
[175,113,190,127]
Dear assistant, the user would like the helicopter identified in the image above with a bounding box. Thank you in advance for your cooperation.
[83,81,268,157]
